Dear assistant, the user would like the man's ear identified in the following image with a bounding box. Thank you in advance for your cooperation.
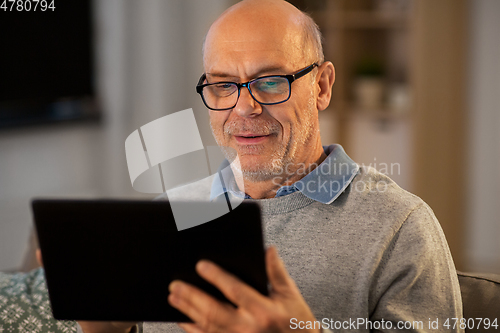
[316,61,335,112]
[36,249,43,267]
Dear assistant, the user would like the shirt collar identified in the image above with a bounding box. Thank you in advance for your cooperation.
[210,144,359,204]
[210,158,243,201]
[292,144,359,204]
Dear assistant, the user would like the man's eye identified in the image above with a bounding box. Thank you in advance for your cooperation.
[255,79,287,93]
[261,81,278,87]
[208,83,236,97]
[215,83,233,90]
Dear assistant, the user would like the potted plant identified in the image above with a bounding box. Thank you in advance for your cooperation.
[353,56,386,109]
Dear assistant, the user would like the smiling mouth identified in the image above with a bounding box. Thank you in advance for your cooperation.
[235,133,271,137]
[234,134,271,144]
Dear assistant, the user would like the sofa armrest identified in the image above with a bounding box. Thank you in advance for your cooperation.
[457,271,500,331]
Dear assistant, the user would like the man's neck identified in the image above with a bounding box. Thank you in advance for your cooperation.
[236,147,328,200]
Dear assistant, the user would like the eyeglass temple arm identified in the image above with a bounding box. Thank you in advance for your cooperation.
[290,63,318,81]
[196,74,207,93]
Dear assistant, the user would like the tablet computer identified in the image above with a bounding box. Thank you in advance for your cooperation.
[32,199,267,322]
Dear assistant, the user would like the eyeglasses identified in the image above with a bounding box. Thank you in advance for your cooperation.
[196,63,318,111]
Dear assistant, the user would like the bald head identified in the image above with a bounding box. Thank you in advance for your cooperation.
[203,0,323,70]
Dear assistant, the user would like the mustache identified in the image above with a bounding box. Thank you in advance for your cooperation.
[224,119,280,136]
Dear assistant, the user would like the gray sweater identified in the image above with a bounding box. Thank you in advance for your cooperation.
[145,166,463,332]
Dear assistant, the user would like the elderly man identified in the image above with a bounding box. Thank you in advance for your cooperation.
[79,0,462,332]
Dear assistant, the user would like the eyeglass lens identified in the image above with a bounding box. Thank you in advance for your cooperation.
[202,76,290,110]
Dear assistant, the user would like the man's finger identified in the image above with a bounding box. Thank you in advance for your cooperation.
[168,280,234,330]
[77,321,137,333]
[36,249,43,267]
[266,246,294,293]
[178,323,206,333]
[195,260,268,309]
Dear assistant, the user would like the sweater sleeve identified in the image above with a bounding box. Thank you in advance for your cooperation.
[368,203,463,333]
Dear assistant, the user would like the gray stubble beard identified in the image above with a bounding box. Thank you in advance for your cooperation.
[209,93,317,183]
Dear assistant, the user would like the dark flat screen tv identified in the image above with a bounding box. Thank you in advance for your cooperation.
[0,0,98,128]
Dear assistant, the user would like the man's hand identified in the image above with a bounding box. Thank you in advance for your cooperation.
[168,246,320,333]
[77,321,137,333]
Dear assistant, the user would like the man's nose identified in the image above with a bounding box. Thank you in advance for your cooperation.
[233,87,263,117]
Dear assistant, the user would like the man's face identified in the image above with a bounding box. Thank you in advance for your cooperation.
[204,11,321,182]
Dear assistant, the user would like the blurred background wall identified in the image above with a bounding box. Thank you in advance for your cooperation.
[0,0,498,274]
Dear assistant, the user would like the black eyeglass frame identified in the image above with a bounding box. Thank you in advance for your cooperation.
[196,63,318,111]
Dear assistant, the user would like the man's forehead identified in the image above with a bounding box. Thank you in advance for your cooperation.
[205,23,300,52]
[203,32,303,77]
[202,0,310,78]
[203,46,300,80]
[206,63,289,81]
